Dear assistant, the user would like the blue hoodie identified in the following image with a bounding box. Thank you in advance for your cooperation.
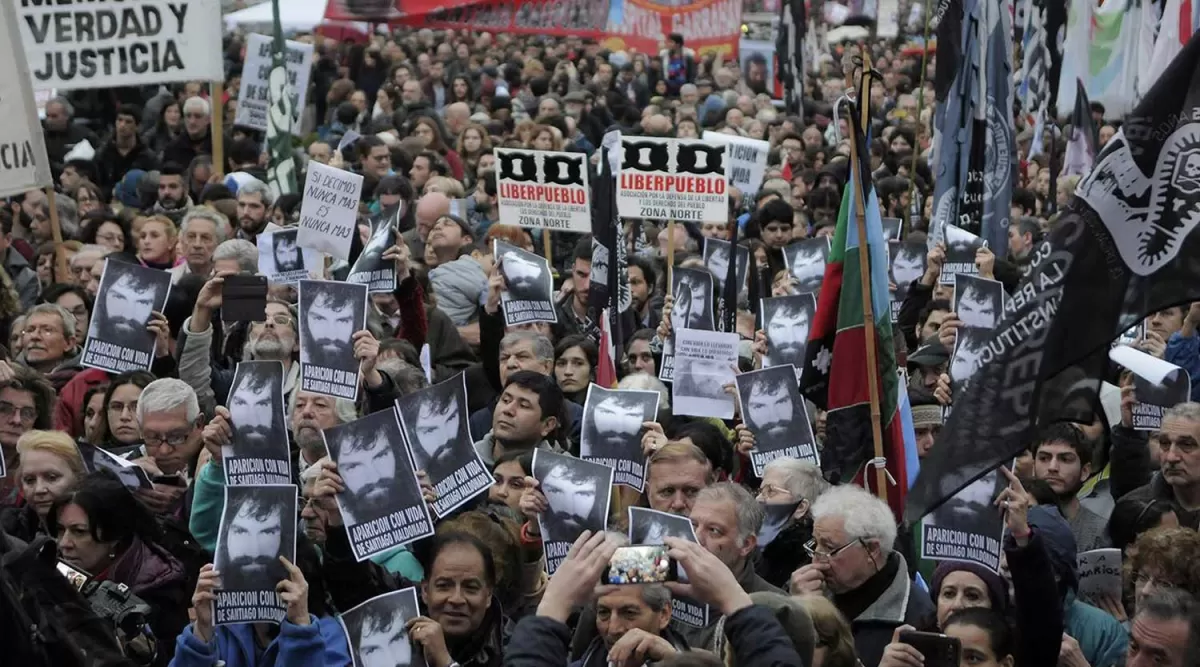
[169,616,351,667]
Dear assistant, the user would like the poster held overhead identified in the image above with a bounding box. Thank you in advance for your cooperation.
[626,507,710,628]
[761,293,817,380]
[235,33,313,132]
[495,148,591,232]
[298,280,367,401]
[783,238,830,295]
[533,450,613,575]
[617,137,728,223]
[257,228,320,285]
[1108,345,1193,431]
[580,384,660,491]
[347,207,399,293]
[736,365,820,475]
[495,239,557,326]
[919,468,1006,572]
[702,131,769,199]
[82,260,172,374]
[223,361,291,486]
[0,0,52,198]
[297,161,364,261]
[672,328,739,419]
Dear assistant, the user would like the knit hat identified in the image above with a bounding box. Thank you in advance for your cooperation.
[114,169,147,209]
[930,561,1010,615]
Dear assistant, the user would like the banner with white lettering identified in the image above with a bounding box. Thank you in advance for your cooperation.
[702,131,768,198]
[919,467,1005,572]
[297,161,363,261]
[0,1,52,198]
[495,147,590,232]
[617,137,727,223]
[82,260,171,374]
[18,0,224,91]
[235,33,312,132]
[213,485,296,625]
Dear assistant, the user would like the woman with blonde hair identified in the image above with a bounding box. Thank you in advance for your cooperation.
[795,594,861,667]
[1,430,87,542]
[136,214,179,270]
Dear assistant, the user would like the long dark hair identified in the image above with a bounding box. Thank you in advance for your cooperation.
[47,471,163,552]
[96,371,155,447]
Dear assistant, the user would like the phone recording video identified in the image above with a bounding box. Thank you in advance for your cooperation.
[603,546,677,585]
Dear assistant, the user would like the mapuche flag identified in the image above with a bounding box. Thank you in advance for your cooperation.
[904,33,1200,526]
[265,0,300,199]
[800,113,908,520]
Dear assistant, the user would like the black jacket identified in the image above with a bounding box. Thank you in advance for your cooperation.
[1006,529,1066,667]
[95,138,160,191]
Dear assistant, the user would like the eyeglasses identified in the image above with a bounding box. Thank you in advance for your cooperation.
[804,538,862,561]
[0,401,36,423]
[97,232,123,245]
[143,427,194,450]
[757,484,796,501]
[252,314,295,328]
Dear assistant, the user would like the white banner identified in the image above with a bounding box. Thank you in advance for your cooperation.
[235,33,312,132]
[0,0,52,198]
[702,131,769,198]
[19,0,224,91]
[617,137,728,223]
[495,148,591,232]
[297,162,363,261]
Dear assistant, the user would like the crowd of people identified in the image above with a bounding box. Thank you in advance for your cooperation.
[1,11,1198,667]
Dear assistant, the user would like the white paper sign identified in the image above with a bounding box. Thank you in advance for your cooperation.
[0,1,52,198]
[235,33,312,132]
[297,162,363,261]
[18,0,224,91]
[702,131,769,198]
[1076,548,1122,606]
[617,137,728,223]
[495,148,591,232]
[672,328,740,419]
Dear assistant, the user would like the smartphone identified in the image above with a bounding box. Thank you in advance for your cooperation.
[603,546,678,585]
[222,274,269,322]
[899,631,961,667]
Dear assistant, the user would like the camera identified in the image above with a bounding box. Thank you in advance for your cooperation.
[58,562,156,665]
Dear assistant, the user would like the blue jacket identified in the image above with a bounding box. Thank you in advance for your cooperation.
[169,616,351,667]
[1065,596,1129,667]
[1166,331,1200,402]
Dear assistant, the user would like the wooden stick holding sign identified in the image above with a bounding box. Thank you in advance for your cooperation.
[666,220,675,298]
[46,188,69,283]
[211,82,225,177]
[544,230,553,275]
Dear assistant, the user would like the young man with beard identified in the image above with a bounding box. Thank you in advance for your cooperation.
[234,179,274,243]
[152,163,193,224]
[1032,422,1112,550]
[627,256,662,331]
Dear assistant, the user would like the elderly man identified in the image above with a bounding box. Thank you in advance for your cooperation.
[573,584,688,667]
[644,442,713,516]
[1126,588,1200,667]
[790,484,933,667]
[1123,402,1200,529]
[17,303,82,387]
[403,192,450,265]
[164,96,217,167]
[444,102,472,137]
[42,97,98,176]
[172,208,227,284]
[0,363,56,506]
[211,239,258,275]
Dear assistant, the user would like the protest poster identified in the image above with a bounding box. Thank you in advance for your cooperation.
[940,224,984,285]
[671,268,716,331]
[949,274,1006,397]
[702,237,749,294]
[736,366,820,475]
[617,136,728,223]
[235,33,313,132]
[882,217,902,242]
[1076,548,1123,607]
[213,485,297,625]
[17,0,224,91]
[257,228,320,285]
[784,238,830,295]
[702,131,769,198]
[495,239,557,326]
[223,361,291,486]
[76,441,152,491]
[1109,345,1193,431]
[920,468,1005,572]
[396,374,493,517]
[82,260,171,374]
[297,161,364,261]
[324,408,435,562]
[627,506,710,628]
[0,0,52,199]
[737,37,776,97]
[533,450,613,575]
[495,147,590,232]
[580,384,660,491]
[672,328,739,419]
[298,280,367,401]
[890,241,927,322]
[339,587,427,667]
[761,293,817,381]
[347,207,399,293]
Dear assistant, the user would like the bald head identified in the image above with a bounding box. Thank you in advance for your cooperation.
[445,102,471,134]
[645,114,672,136]
[416,192,451,239]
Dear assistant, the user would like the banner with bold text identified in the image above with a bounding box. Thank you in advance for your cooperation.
[618,137,728,223]
[0,0,52,198]
[235,33,312,133]
[495,148,590,233]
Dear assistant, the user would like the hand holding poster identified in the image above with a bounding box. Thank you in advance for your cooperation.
[213,485,297,624]
[17,0,224,91]
[82,260,172,374]
[949,274,1006,395]
[495,239,557,326]
[223,361,291,486]
[257,228,320,285]
[339,587,428,667]
[1108,345,1193,430]
[324,408,435,562]
[701,131,769,198]
[495,147,590,232]
[297,162,364,261]
[235,33,313,132]
[580,384,660,491]
[0,0,52,198]
[736,366,820,475]
[627,506,709,628]
[533,450,613,575]
[395,374,493,516]
[920,468,1005,572]
[348,207,400,293]
[298,280,368,400]
[1076,549,1123,607]
[672,328,739,419]
[940,224,984,285]
[617,137,728,223]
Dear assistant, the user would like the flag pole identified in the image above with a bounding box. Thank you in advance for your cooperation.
[211,81,225,177]
[850,54,889,502]
[907,0,934,237]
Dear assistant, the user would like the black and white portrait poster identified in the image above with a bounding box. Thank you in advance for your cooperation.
[920,467,1005,572]
[258,228,320,285]
[939,224,983,285]
[340,587,427,667]
[223,361,291,486]
[949,274,1005,394]
[736,366,819,475]
[324,409,435,562]
[580,384,660,491]
[882,217,902,242]
[76,441,152,491]
[784,238,830,295]
[213,485,297,625]
[495,239,557,326]
[890,241,927,322]
[627,506,709,628]
[82,259,171,374]
[672,328,739,419]
[1109,345,1193,431]
[533,449,614,575]
[348,208,398,293]
[761,293,816,381]
[671,268,716,331]
[396,374,492,516]
[298,280,367,401]
[702,237,749,294]
[758,501,802,548]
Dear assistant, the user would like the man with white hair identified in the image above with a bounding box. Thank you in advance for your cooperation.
[69,245,110,293]
[790,484,934,667]
[164,96,217,166]
[172,208,228,284]
[211,239,258,275]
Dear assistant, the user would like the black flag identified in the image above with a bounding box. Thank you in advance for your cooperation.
[904,34,1200,525]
